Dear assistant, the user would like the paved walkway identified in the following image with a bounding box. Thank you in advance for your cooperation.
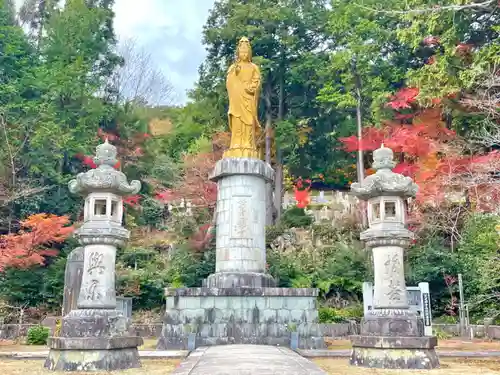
[172,345,327,375]
[2,348,500,360]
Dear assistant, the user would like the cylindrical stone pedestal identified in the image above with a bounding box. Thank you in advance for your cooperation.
[78,244,117,309]
[204,157,276,288]
[351,232,438,369]
[372,245,408,310]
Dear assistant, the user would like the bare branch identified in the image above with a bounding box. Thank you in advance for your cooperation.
[356,0,496,15]
[0,185,57,207]
[0,114,16,189]
[108,38,177,106]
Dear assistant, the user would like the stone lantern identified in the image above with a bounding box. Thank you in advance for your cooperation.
[45,140,143,372]
[349,145,439,369]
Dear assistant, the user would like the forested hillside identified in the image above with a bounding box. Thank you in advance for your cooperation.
[0,0,498,324]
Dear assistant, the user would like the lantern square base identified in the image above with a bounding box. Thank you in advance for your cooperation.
[360,314,424,337]
[44,309,143,372]
[350,335,439,369]
[60,309,132,337]
[44,345,141,372]
[351,315,439,369]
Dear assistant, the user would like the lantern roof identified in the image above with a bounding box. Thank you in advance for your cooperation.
[350,144,418,200]
[68,139,141,196]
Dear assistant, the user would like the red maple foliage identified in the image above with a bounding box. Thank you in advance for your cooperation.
[386,87,420,110]
[124,195,142,207]
[0,214,74,271]
[75,152,120,170]
[75,128,150,171]
[340,88,500,211]
[96,128,150,166]
[156,132,230,209]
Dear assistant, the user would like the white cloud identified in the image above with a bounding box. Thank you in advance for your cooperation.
[14,0,215,105]
[113,0,215,104]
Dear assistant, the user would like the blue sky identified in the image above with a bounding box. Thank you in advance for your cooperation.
[15,0,216,105]
[113,0,216,104]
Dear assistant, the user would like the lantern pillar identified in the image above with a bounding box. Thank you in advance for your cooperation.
[349,145,439,370]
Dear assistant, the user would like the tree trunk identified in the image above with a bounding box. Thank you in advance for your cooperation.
[264,80,272,165]
[263,79,274,226]
[35,0,46,51]
[352,57,367,227]
[273,65,285,222]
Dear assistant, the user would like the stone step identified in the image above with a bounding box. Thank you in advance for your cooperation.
[0,350,188,360]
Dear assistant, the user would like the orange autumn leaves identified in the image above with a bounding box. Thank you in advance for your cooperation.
[340,89,500,207]
[0,214,74,271]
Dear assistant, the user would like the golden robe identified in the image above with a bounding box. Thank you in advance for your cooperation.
[224,61,262,159]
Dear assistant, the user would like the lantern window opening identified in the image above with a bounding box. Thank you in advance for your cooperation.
[384,201,397,220]
[94,199,107,216]
[372,202,381,222]
[111,200,118,218]
[84,197,92,221]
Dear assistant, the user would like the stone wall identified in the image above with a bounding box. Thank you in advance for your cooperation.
[3,322,499,341]
[157,288,323,349]
[434,323,500,339]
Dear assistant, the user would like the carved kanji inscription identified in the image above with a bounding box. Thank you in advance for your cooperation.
[231,197,251,238]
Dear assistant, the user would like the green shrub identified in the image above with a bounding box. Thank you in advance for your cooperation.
[339,304,364,320]
[433,315,458,324]
[0,238,78,312]
[318,307,346,323]
[456,213,499,320]
[26,325,50,345]
[281,207,313,228]
[140,197,164,227]
[434,327,452,340]
[266,248,306,287]
[318,305,364,323]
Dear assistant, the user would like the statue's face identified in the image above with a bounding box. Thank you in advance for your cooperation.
[238,44,250,61]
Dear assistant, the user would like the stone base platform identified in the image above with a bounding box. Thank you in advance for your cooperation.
[203,271,276,288]
[44,340,142,371]
[157,287,326,350]
[350,314,439,369]
[350,336,440,369]
[45,309,143,372]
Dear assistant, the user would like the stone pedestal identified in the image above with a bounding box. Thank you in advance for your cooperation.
[206,158,275,288]
[349,145,438,370]
[44,310,142,371]
[158,158,325,350]
[157,287,324,350]
[351,308,439,369]
[350,334,439,369]
[350,233,439,369]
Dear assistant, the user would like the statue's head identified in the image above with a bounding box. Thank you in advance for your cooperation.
[237,37,252,62]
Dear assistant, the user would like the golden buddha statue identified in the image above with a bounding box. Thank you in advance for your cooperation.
[223,37,262,159]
